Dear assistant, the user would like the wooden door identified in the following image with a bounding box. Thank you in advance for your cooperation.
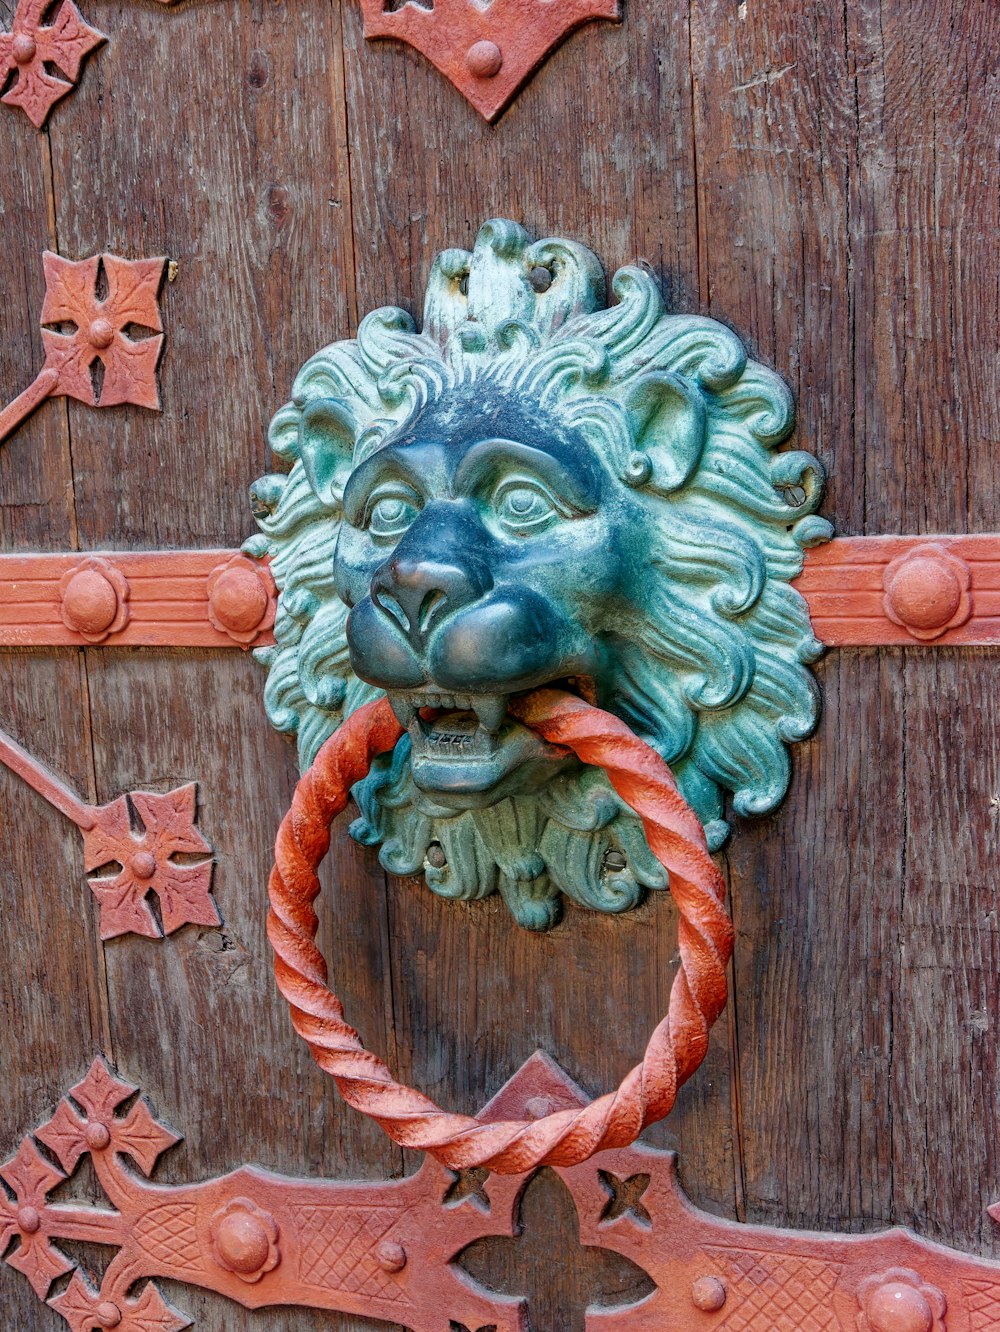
[1,1,998,1328]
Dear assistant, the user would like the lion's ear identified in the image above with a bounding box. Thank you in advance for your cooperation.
[298,398,357,509]
[625,372,707,493]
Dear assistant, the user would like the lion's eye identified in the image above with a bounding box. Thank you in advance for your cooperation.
[494,482,559,535]
[368,493,419,540]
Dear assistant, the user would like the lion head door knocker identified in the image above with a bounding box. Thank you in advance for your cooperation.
[249,220,831,1169]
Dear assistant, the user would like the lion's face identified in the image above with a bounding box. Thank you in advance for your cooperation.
[247,220,831,929]
[335,380,644,808]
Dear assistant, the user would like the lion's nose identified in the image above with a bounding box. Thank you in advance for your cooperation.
[371,555,490,643]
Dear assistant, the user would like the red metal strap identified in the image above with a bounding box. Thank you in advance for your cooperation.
[0,537,997,648]
[266,688,733,1174]
[0,550,275,648]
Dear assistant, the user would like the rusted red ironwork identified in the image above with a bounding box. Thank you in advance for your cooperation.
[0,0,104,128]
[5,1052,1000,1330]
[360,0,620,122]
[0,550,275,648]
[0,252,167,446]
[58,556,130,643]
[205,553,277,645]
[793,533,1000,646]
[882,543,973,641]
[0,726,217,939]
[267,688,733,1173]
[5,537,1000,649]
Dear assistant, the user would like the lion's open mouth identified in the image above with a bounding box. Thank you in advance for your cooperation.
[386,687,576,801]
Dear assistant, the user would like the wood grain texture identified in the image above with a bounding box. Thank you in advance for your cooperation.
[0,653,109,1327]
[690,0,1000,1260]
[47,0,358,551]
[0,0,998,1326]
[0,0,76,551]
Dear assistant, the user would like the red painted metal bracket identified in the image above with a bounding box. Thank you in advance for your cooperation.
[360,0,620,122]
[0,537,998,650]
[5,1052,1000,1330]
[0,725,217,939]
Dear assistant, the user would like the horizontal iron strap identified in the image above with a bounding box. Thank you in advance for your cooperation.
[0,537,996,647]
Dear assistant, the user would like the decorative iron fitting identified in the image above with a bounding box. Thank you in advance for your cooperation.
[0,726,217,939]
[206,553,277,645]
[266,690,732,1169]
[0,0,104,128]
[360,0,620,121]
[2,539,1000,649]
[0,551,275,649]
[794,534,992,645]
[58,557,130,643]
[6,1053,1000,1330]
[0,252,169,446]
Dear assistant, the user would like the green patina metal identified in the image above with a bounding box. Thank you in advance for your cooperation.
[246,220,831,930]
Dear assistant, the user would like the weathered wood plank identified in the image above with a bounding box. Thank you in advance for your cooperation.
[0,652,109,1326]
[0,0,76,549]
[1,0,998,1325]
[46,0,357,551]
[0,16,104,1322]
[35,1,391,1327]
[692,0,1000,1256]
[84,648,403,1331]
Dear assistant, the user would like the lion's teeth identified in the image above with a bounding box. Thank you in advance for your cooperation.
[389,695,417,727]
[472,695,507,733]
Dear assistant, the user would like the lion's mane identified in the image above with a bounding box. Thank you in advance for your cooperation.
[246,220,831,928]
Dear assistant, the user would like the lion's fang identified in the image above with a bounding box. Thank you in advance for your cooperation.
[472,696,507,733]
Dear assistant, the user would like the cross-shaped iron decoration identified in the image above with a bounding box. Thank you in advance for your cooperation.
[444,1168,492,1212]
[598,1171,652,1227]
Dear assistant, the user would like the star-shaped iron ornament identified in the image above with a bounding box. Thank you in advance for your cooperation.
[36,1058,181,1178]
[51,1273,191,1332]
[0,1138,71,1298]
[0,1060,189,1328]
[0,0,104,128]
[0,251,169,447]
[0,722,218,942]
[40,252,166,408]
[83,784,219,940]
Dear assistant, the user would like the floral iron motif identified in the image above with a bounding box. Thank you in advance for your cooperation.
[0,0,104,128]
[250,219,830,929]
[360,0,620,121]
[0,725,217,939]
[4,1052,1000,1330]
[0,252,169,446]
